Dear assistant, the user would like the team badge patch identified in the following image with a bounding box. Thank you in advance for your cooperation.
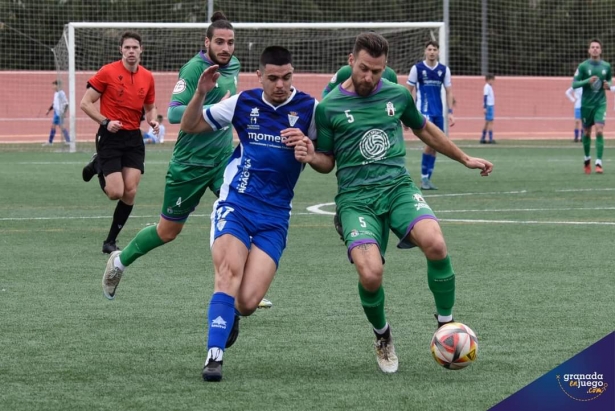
[288,111,299,126]
[173,79,186,94]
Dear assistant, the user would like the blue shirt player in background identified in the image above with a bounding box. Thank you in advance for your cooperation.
[406,40,454,190]
[180,46,317,382]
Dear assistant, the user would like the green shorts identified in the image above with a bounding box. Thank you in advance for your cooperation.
[160,160,227,222]
[581,104,607,127]
[336,176,438,257]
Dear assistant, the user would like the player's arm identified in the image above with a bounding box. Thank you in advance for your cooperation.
[572,65,594,89]
[180,66,220,133]
[565,87,576,102]
[294,103,335,173]
[80,87,106,125]
[144,103,159,134]
[414,122,492,176]
[603,65,612,90]
[405,65,418,101]
[444,67,455,126]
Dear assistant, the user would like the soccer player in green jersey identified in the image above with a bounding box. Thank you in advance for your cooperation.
[294,32,493,374]
[100,12,271,312]
[572,38,612,174]
[322,64,398,98]
[323,64,398,240]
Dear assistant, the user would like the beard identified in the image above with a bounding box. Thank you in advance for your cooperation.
[209,52,231,66]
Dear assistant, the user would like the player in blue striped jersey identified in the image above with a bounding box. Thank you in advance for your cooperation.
[181,46,317,382]
[406,41,455,190]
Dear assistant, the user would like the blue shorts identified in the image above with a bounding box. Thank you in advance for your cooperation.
[425,115,445,131]
[143,132,160,144]
[485,106,494,121]
[52,113,63,126]
[211,200,289,267]
[574,107,581,120]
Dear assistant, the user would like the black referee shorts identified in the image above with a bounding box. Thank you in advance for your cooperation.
[96,127,145,176]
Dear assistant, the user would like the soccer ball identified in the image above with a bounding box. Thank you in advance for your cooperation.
[430,322,478,370]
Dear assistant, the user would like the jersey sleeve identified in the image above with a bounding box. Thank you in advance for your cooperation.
[170,61,201,106]
[384,67,398,84]
[572,64,588,88]
[322,65,351,98]
[444,67,452,88]
[565,87,575,102]
[607,64,613,83]
[406,65,418,86]
[400,87,426,130]
[307,100,319,140]
[315,102,334,153]
[87,66,108,94]
[204,93,240,131]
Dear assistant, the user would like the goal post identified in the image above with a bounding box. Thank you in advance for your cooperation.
[55,21,446,152]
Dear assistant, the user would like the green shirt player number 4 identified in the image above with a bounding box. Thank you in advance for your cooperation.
[316,78,425,194]
[572,59,612,126]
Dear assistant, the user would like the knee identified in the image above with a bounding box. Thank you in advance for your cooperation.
[236,300,258,317]
[421,236,448,260]
[157,224,182,243]
[357,266,384,292]
[122,186,138,203]
[105,188,123,200]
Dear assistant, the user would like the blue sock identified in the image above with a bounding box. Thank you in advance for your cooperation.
[481,130,486,141]
[427,155,436,179]
[206,292,236,351]
[489,130,493,141]
[574,129,580,140]
[62,129,70,142]
[421,153,430,176]
[48,128,56,143]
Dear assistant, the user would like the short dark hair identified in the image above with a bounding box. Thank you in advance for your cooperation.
[259,46,292,68]
[353,32,389,59]
[486,73,495,81]
[589,38,603,48]
[52,80,60,86]
[156,114,163,121]
[207,11,233,39]
[120,31,142,47]
[425,40,440,49]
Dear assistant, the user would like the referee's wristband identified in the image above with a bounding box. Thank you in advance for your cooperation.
[448,109,453,114]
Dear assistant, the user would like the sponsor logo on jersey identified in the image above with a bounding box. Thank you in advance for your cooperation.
[413,194,426,203]
[288,111,299,126]
[386,102,395,116]
[173,79,186,94]
[359,129,390,164]
[248,107,260,129]
[602,69,606,75]
[237,158,252,193]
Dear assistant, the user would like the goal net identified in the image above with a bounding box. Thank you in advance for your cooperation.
[53,22,445,151]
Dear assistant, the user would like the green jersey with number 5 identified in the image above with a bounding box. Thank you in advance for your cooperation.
[315,79,426,194]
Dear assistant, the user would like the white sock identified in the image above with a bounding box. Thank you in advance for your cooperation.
[207,347,224,362]
[374,323,389,335]
[114,256,126,271]
[596,159,602,166]
[438,314,453,323]
[585,156,591,162]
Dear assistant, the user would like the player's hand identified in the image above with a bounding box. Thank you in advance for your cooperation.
[483,108,487,115]
[292,136,315,163]
[464,157,493,177]
[196,65,220,95]
[448,113,456,127]
[589,75,599,84]
[46,110,51,116]
[149,120,160,135]
[603,81,611,91]
[281,128,306,147]
[107,120,123,133]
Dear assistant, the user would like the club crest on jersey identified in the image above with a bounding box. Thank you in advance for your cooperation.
[386,102,395,116]
[288,111,299,126]
[422,70,428,78]
[173,79,186,94]
[602,69,606,75]
[437,70,443,76]
[248,107,260,129]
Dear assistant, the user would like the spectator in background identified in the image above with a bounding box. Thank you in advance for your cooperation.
[143,114,165,144]
[565,86,583,142]
[480,73,495,144]
[43,80,70,146]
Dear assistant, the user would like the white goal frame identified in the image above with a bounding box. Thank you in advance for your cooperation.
[63,22,446,152]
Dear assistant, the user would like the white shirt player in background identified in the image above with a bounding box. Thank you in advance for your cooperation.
[406,40,454,190]
[143,114,165,144]
[565,86,583,142]
[43,80,70,146]
[480,73,496,144]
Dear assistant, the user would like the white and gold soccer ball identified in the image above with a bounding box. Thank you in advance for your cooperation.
[430,322,478,370]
